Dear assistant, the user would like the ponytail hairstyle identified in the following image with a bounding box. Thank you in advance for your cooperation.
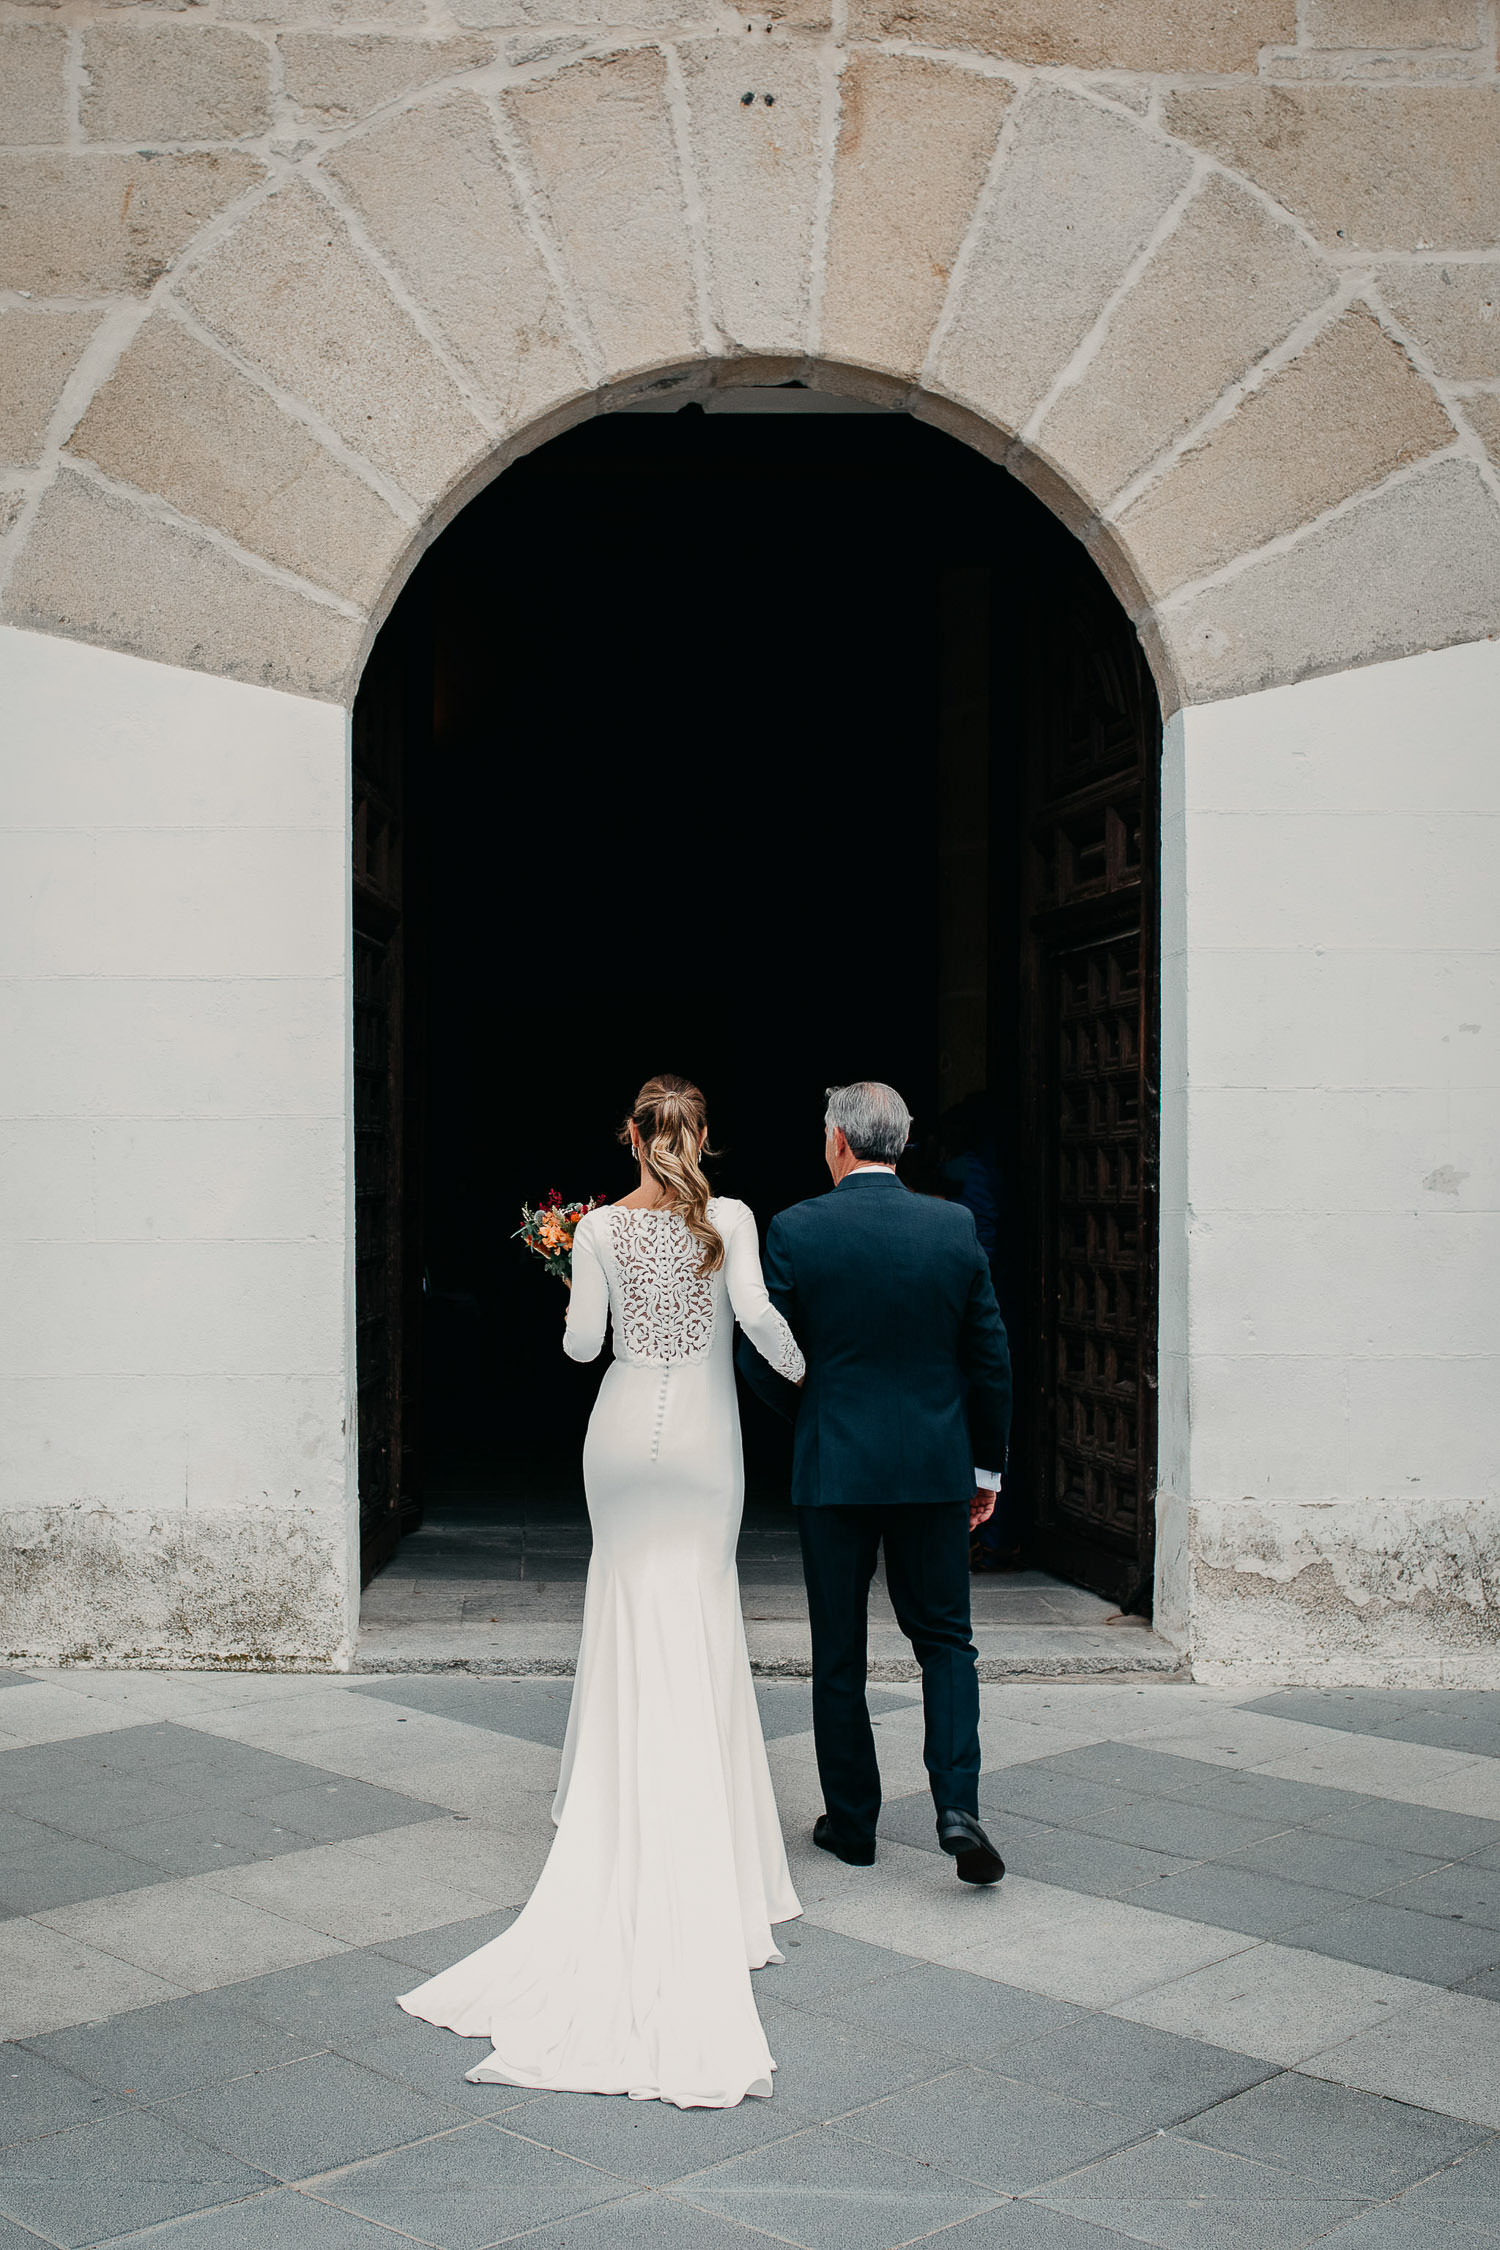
[620,1074,724,1276]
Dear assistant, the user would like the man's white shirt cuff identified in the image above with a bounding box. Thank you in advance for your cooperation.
[974,1468,1001,1491]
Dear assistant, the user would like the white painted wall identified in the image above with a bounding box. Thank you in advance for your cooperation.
[1157,637,1500,1683]
[0,625,354,1666]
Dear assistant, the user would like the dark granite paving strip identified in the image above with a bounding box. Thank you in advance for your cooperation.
[0,1679,34,1692]
[1245,1689,1500,1761]
[306,2119,635,2250]
[349,1673,915,1749]
[0,2107,273,2246]
[0,1723,446,1915]
[1037,2133,1373,2250]
[1177,2074,1491,2199]
[669,2126,1006,2250]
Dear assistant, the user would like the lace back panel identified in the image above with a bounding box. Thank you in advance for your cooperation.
[608,1207,716,1364]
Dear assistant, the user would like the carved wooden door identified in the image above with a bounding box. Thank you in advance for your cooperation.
[351,601,428,1583]
[1019,570,1159,1607]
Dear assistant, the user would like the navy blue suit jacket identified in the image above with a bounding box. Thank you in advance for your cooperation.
[735,1171,1012,1508]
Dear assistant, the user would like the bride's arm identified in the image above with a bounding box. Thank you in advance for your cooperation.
[723,1206,805,1384]
[562,1214,608,1362]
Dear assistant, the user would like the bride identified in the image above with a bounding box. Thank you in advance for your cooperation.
[399,1074,807,2109]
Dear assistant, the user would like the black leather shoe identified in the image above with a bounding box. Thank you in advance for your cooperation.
[813,1814,876,1867]
[936,1809,1005,1885]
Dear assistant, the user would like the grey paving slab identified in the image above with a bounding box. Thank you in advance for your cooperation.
[0,1744,118,1806]
[1244,1691,1500,1761]
[312,2117,631,2249]
[29,1988,325,2105]
[1311,1798,1500,1861]
[491,2188,799,2250]
[9,1775,174,1840]
[753,1997,948,2116]
[670,2124,1003,2250]
[244,1780,443,1846]
[1180,2070,1490,2196]
[0,2044,120,2146]
[919,2205,1156,2249]
[989,1820,1197,1904]
[764,1923,920,2008]
[0,1833,162,1915]
[0,1680,33,1692]
[0,2216,54,2250]
[1378,2131,1500,2234]
[1458,1962,1500,2002]
[1132,1863,1353,1939]
[351,1677,577,1748]
[1068,1797,1285,1862]
[1304,2207,1496,2248]
[1148,1766,1357,1829]
[1040,2133,1372,2250]
[0,2106,271,2247]
[1383,1862,1500,1929]
[1284,1899,1500,1987]
[993,2017,1275,2130]
[975,1768,1141,1831]
[99,1806,322,1881]
[374,1912,516,1976]
[1223,1829,1441,1899]
[338,2017,543,2118]
[101,2185,443,2246]
[219,1950,428,2048]
[0,1816,48,1864]
[759,1684,916,1744]
[504,2079,817,2187]
[163,2053,470,2182]
[804,1960,1084,2067]
[837,2066,1143,2196]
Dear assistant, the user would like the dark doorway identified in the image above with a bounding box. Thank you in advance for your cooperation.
[352,398,1160,1605]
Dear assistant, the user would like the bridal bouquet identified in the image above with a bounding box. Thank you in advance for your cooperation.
[514,1190,607,1285]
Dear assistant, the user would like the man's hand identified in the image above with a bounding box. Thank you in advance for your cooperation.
[970,1487,997,1532]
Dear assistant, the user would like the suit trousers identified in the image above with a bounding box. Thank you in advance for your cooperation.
[796,1500,980,1844]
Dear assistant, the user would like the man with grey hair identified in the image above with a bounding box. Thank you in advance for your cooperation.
[736,1081,1011,1884]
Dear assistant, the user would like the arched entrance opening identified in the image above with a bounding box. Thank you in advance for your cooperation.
[352,389,1160,1617]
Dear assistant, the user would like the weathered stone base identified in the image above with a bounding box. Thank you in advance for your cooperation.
[0,1504,351,1669]
[1160,1496,1500,1687]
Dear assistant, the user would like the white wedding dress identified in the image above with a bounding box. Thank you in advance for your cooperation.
[399,1196,806,2108]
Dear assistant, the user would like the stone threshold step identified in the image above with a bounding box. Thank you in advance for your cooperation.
[355,1620,1183,1680]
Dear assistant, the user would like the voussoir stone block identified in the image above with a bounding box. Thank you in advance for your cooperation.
[220,0,421,25]
[1302,0,1482,47]
[81,25,272,144]
[500,49,697,383]
[819,53,1011,382]
[0,24,69,145]
[1036,173,1335,510]
[1159,456,1500,701]
[0,151,262,296]
[325,94,587,434]
[1379,262,1500,380]
[1118,309,1455,596]
[847,0,1294,70]
[68,315,409,607]
[1463,391,1500,471]
[678,41,822,358]
[1162,85,1500,252]
[2,466,362,698]
[0,310,101,467]
[934,86,1192,437]
[180,179,488,504]
[281,33,494,125]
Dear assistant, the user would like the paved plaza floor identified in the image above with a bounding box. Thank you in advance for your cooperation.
[2,1667,1500,2248]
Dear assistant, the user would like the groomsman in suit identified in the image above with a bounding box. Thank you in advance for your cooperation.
[736,1081,1012,1884]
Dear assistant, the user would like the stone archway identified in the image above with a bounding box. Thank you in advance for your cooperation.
[3,6,1498,1677]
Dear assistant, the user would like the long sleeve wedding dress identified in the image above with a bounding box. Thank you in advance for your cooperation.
[398,1196,806,2109]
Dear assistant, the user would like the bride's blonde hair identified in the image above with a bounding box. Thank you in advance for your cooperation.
[620,1074,724,1276]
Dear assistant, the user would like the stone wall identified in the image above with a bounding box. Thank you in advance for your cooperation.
[1,0,1497,708]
